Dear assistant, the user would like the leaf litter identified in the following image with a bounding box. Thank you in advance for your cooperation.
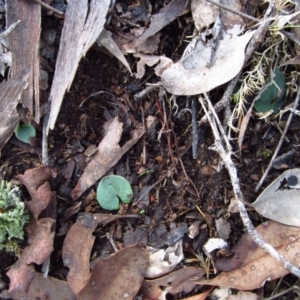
[77,244,148,300]
[197,221,300,290]
[1,0,300,299]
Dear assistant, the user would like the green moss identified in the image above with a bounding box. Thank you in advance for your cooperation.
[0,181,30,254]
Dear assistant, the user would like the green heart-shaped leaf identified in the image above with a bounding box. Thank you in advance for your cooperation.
[96,175,133,210]
[14,124,36,144]
[254,68,286,114]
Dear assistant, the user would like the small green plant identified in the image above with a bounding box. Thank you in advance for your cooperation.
[96,175,133,210]
[254,68,286,114]
[0,181,30,254]
[262,148,272,159]
[14,123,36,144]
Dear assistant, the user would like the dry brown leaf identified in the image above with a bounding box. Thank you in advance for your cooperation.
[71,117,145,200]
[196,221,300,290]
[47,0,110,132]
[1,272,76,300]
[17,166,57,219]
[97,29,132,74]
[7,218,55,293]
[62,213,98,294]
[16,166,57,194]
[77,245,149,300]
[61,213,139,294]
[140,267,205,299]
[134,53,173,78]
[6,1,41,122]
[0,65,30,149]
[125,0,190,51]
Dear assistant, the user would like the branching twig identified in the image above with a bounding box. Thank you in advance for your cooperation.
[255,87,300,191]
[199,93,300,278]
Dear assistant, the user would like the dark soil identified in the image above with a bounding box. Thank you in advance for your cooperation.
[1,1,300,298]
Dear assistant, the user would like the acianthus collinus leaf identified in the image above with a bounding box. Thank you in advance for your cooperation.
[14,123,36,144]
[254,68,286,114]
[96,175,133,210]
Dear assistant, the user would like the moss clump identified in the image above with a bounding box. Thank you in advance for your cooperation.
[0,181,30,253]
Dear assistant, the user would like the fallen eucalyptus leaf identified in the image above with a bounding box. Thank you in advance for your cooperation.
[140,267,205,299]
[252,168,300,227]
[161,31,255,95]
[78,245,148,300]
[197,221,300,290]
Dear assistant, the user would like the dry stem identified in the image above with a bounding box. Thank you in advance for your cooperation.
[199,93,300,278]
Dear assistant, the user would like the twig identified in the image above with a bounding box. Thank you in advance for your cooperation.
[205,0,260,23]
[0,20,21,41]
[33,0,64,16]
[199,0,276,125]
[280,30,300,47]
[42,100,51,166]
[199,93,300,278]
[133,85,158,102]
[255,87,300,191]
[289,107,300,116]
[106,233,118,253]
[191,97,198,159]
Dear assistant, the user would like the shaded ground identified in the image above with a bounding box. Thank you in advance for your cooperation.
[1,1,300,298]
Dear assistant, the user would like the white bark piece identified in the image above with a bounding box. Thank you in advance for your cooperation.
[46,0,110,133]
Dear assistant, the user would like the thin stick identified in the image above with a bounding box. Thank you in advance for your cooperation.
[0,20,21,41]
[106,233,118,253]
[199,94,300,277]
[255,87,300,191]
[34,0,64,16]
[133,85,158,102]
[191,97,198,159]
[205,0,260,23]
[280,30,300,47]
[42,100,51,166]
